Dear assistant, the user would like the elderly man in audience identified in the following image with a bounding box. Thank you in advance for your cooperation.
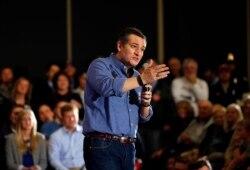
[171,58,209,116]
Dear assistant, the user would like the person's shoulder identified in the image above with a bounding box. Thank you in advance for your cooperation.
[172,77,184,83]
[90,56,110,64]
[42,120,60,128]
[197,77,206,81]
[50,126,63,138]
[5,133,15,140]
[197,77,208,84]
[36,132,46,140]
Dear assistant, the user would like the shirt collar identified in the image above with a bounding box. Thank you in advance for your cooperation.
[62,124,82,133]
[110,53,128,74]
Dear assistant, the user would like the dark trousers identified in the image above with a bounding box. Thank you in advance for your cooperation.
[84,136,135,170]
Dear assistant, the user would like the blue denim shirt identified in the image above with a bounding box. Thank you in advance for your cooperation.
[82,53,153,138]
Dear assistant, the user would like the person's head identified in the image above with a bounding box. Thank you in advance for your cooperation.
[46,62,61,80]
[176,100,194,119]
[225,103,244,128]
[53,100,69,123]
[53,71,71,92]
[197,100,213,121]
[217,63,231,82]
[61,104,79,131]
[166,156,175,170]
[77,71,87,90]
[212,105,226,127]
[182,58,198,79]
[242,94,250,119]
[115,27,147,68]
[11,76,32,103]
[234,119,250,141]
[37,103,54,123]
[64,63,77,78]
[0,66,14,85]
[9,104,25,128]
[16,107,37,134]
[168,57,182,77]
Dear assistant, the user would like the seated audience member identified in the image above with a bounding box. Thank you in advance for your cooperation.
[1,104,25,135]
[151,100,194,159]
[0,66,14,99]
[209,63,248,107]
[0,104,24,169]
[51,71,84,121]
[199,105,228,156]
[177,100,213,153]
[39,100,68,141]
[226,53,249,95]
[167,56,182,82]
[37,103,55,130]
[224,103,244,142]
[10,76,33,108]
[241,94,250,120]
[48,103,85,170]
[5,107,47,170]
[223,119,250,170]
[171,58,209,116]
[223,103,244,163]
[199,105,228,169]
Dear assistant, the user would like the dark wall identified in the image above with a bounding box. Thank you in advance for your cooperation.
[0,0,247,78]
[164,0,247,76]
[0,0,67,77]
[72,0,157,72]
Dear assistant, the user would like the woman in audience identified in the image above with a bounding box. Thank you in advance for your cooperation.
[5,107,47,170]
[10,76,32,108]
[52,71,84,121]
[223,119,250,170]
[151,100,194,159]
[223,103,244,164]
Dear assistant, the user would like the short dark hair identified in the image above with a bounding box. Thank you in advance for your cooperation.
[114,27,146,53]
[61,104,74,116]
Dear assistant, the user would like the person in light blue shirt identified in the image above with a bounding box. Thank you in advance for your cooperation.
[82,27,170,170]
[49,104,85,170]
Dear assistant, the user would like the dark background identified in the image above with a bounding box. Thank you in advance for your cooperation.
[0,0,247,78]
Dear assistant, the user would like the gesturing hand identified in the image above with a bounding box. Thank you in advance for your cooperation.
[141,59,170,84]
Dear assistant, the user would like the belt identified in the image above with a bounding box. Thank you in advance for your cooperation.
[69,168,81,170]
[86,132,136,144]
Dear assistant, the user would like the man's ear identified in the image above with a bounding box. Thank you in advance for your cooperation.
[117,41,122,52]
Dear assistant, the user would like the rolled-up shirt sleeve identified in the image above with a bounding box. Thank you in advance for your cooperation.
[87,58,127,97]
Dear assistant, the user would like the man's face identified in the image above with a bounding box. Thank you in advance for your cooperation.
[62,110,78,130]
[184,62,197,76]
[10,107,24,125]
[117,34,146,67]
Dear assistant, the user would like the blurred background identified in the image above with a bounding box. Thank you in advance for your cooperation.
[0,0,249,80]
